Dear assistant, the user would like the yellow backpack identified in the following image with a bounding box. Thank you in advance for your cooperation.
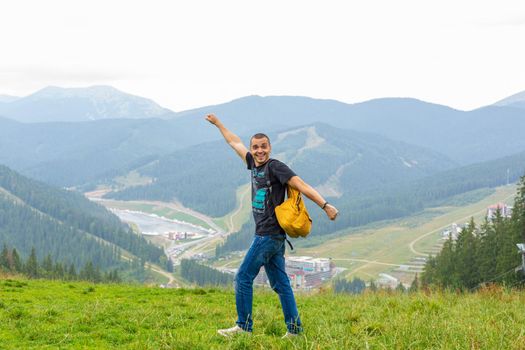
[275,185,312,238]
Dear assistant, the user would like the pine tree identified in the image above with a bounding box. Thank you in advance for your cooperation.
[513,175,525,242]
[166,258,174,273]
[435,237,458,288]
[477,218,497,284]
[368,280,378,292]
[107,269,121,283]
[42,254,54,278]
[422,173,525,289]
[455,218,479,289]
[510,175,525,284]
[26,247,39,278]
[67,263,77,280]
[80,261,96,282]
[11,249,22,272]
[395,283,406,293]
[94,266,102,283]
[54,262,65,279]
[0,244,9,270]
[409,274,419,293]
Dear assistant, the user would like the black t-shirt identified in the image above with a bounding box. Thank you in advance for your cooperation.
[246,152,296,236]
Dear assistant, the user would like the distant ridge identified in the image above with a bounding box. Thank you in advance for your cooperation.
[0,85,176,122]
[0,94,19,103]
[0,86,525,188]
[493,90,525,109]
[171,94,525,164]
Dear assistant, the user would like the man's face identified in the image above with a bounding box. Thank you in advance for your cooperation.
[250,137,271,166]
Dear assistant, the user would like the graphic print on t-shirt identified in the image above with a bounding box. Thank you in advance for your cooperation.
[251,167,269,214]
[253,188,267,210]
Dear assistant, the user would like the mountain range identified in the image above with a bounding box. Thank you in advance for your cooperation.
[0,85,524,204]
[0,85,176,122]
[494,90,525,109]
[1,85,525,273]
[172,95,525,165]
[0,94,19,103]
[0,86,522,185]
[0,94,524,189]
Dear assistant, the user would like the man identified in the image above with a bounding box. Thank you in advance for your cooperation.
[206,114,338,338]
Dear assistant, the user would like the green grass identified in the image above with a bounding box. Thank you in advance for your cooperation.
[1,277,524,349]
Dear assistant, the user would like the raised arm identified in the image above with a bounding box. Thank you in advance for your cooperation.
[205,114,249,163]
[288,175,339,221]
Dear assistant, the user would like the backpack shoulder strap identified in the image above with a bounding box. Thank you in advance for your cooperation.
[264,159,275,197]
[264,159,279,212]
[265,159,294,250]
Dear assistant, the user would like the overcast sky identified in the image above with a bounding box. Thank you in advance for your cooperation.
[1,0,524,111]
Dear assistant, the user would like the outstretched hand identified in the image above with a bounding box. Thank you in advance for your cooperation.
[205,113,219,125]
[324,204,339,221]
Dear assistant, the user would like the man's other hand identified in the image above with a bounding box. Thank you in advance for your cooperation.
[205,113,219,125]
[324,204,339,221]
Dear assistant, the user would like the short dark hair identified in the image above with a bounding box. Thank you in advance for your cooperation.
[250,133,271,145]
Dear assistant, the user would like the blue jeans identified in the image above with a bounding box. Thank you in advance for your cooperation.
[235,235,302,333]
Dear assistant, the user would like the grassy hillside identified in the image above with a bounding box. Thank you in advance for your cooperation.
[1,277,524,349]
[298,185,517,284]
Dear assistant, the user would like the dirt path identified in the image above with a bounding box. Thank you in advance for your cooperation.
[226,185,250,233]
[118,253,179,287]
[146,263,178,287]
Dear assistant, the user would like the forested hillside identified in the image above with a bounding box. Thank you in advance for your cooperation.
[422,175,525,290]
[2,89,525,284]
[2,94,525,190]
[0,117,189,186]
[0,165,163,274]
[215,221,255,257]
[309,151,525,236]
[215,154,525,259]
[105,123,456,216]
[106,124,525,239]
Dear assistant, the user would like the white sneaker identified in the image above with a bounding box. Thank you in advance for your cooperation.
[217,325,251,337]
[282,332,299,339]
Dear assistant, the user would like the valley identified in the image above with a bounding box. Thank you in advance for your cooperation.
[3,85,525,288]
[298,185,517,286]
[88,181,517,287]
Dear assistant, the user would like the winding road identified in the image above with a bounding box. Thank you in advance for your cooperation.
[226,185,250,233]
[408,193,516,256]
